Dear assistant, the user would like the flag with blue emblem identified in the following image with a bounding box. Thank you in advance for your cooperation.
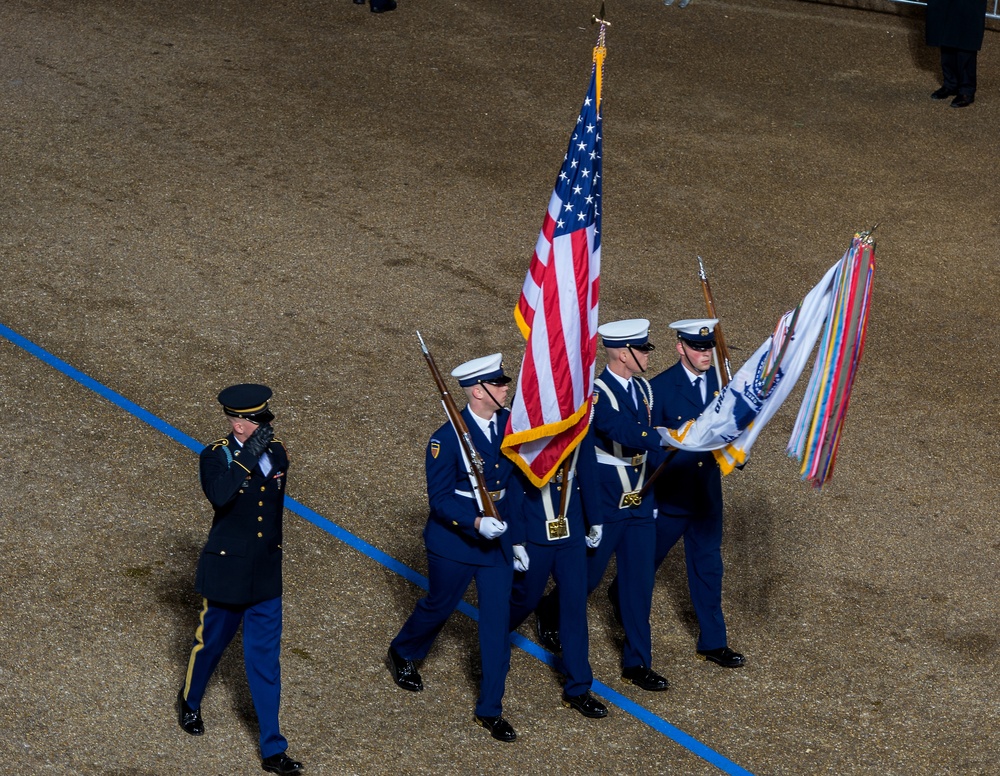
[503,24,608,487]
[660,231,876,489]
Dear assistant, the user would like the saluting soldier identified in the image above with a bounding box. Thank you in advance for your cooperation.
[538,319,671,692]
[177,384,304,775]
[648,319,745,668]
[387,354,523,742]
[508,447,607,719]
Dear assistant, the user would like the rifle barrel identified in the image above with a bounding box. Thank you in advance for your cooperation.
[416,332,501,520]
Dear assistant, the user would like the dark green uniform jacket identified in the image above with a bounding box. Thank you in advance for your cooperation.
[195,433,289,606]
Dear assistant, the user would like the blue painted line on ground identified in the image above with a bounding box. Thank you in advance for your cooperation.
[0,321,204,455]
[1,320,755,776]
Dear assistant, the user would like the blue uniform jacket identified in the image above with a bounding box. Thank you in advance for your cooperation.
[581,367,666,524]
[507,463,585,548]
[649,361,723,516]
[195,433,289,606]
[423,407,519,565]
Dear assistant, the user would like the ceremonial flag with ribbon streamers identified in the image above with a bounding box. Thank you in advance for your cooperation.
[788,234,875,486]
[659,231,876,489]
[503,25,608,487]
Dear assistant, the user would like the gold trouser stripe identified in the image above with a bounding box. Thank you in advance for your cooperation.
[182,598,210,701]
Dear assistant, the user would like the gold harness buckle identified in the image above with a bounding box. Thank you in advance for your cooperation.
[546,516,570,540]
[619,491,643,509]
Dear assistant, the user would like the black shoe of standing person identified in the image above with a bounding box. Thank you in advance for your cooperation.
[370,0,397,11]
[177,690,204,736]
[387,646,423,691]
[930,87,957,100]
[261,752,304,774]
[951,93,975,108]
[697,646,746,668]
[474,714,517,742]
[621,665,670,691]
[353,0,365,4]
[562,691,609,718]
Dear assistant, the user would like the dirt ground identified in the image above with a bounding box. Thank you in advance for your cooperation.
[1,0,998,774]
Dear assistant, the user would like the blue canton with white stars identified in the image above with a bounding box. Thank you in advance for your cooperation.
[551,69,602,248]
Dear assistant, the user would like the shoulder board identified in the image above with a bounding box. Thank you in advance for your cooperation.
[209,438,229,451]
[271,439,286,449]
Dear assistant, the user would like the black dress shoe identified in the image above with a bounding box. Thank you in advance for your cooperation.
[370,0,397,11]
[698,646,746,668]
[475,714,517,742]
[353,0,365,4]
[387,646,423,691]
[562,692,609,718]
[535,614,562,653]
[621,665,669,691]
[930,87,957,100]
[176,690,204,736]
[261,752,304,774]
[951,93,975,108]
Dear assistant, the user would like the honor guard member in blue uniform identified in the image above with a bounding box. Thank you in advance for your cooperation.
[646,319,745,668]
[387,354,523,742]
[177,384,304,775]
[508,446,607,719]
[539,319,671,692]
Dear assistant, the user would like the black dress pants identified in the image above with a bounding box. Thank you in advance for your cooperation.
[941,46,978,96]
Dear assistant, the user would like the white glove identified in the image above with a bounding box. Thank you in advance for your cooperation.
[513,544,530,573]
[477,516,508,540]
[585,524,603,548]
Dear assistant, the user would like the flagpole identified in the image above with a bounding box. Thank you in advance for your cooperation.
[502,9,609,487]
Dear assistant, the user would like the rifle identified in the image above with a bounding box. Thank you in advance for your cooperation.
[416,331,502,522]
[698,255,732,388]
[638,257,732,498]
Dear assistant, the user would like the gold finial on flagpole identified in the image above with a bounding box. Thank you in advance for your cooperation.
[859,222,880,244]
[591,2,609,112]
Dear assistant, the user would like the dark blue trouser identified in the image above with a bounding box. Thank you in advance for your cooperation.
[511,541,593,696]
[391,551,513,717]
[653,512,727,652]
[586,517,656,670]
[182,596,287,758]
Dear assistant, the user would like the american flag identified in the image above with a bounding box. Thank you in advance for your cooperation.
[502,48,605,487]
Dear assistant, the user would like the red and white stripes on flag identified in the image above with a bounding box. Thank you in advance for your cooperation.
[502,43,606,488]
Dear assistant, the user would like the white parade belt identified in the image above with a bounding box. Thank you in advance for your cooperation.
[595,451,647,467]
[455,488,505,502]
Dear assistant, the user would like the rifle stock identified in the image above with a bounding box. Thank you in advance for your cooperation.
[416,331,502,521]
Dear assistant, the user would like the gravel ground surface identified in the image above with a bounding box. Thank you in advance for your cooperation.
[1,1,997,774]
